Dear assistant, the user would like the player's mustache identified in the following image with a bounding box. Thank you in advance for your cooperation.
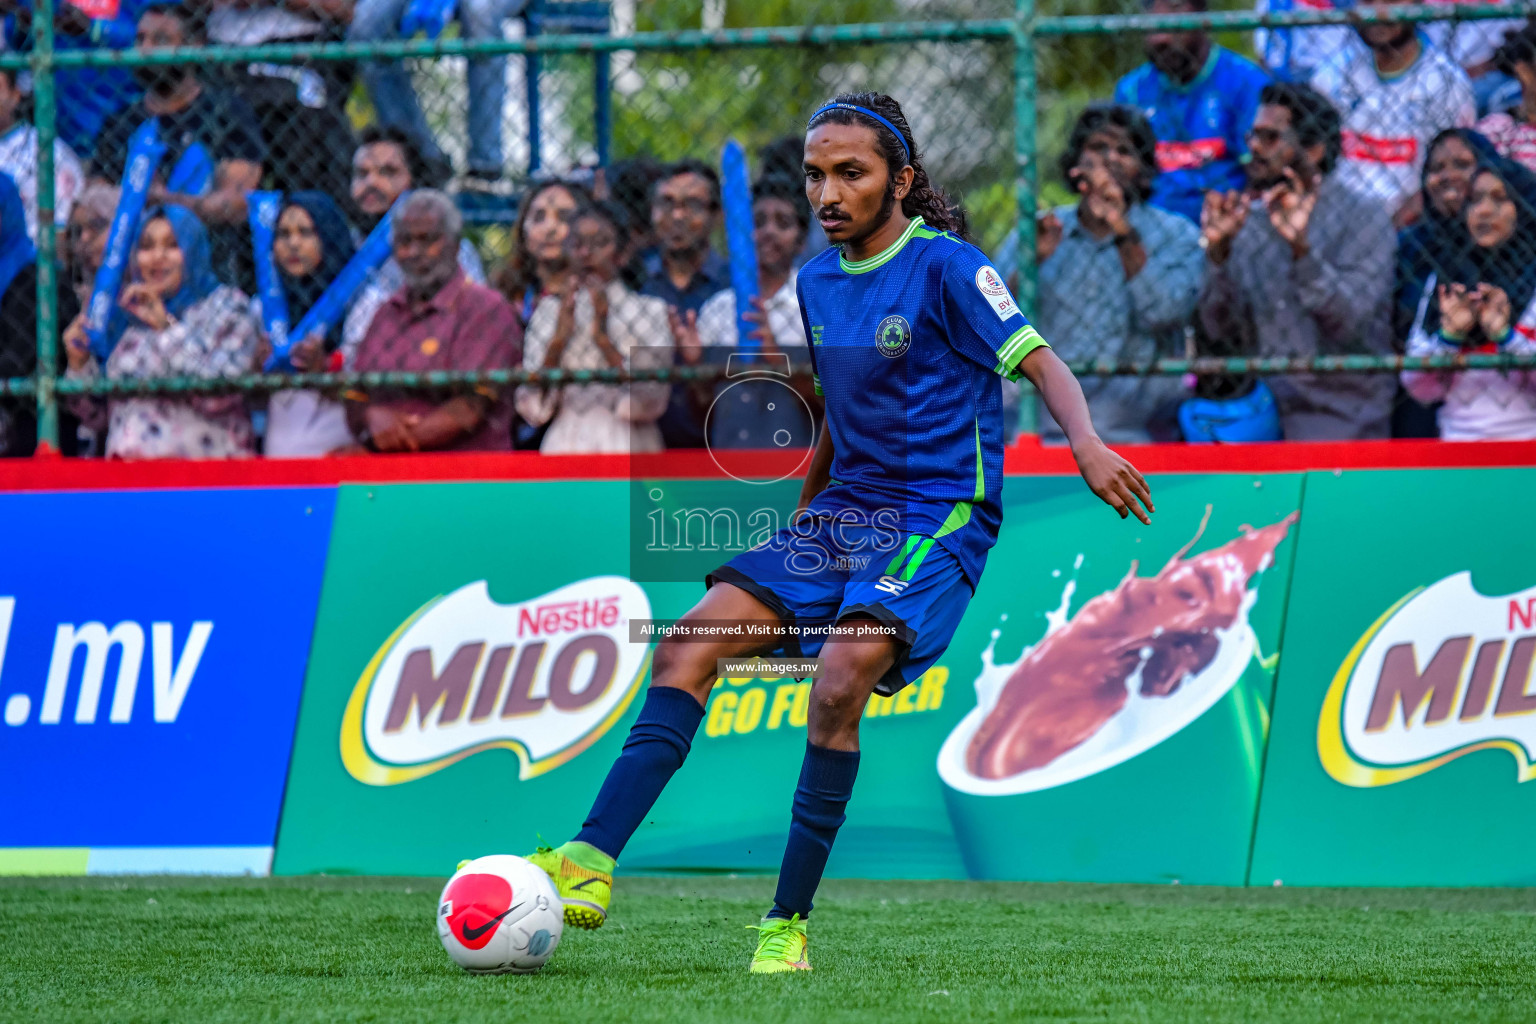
[817,207,850,222]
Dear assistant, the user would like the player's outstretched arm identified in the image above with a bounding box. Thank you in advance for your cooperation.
[1018,346,1154,525]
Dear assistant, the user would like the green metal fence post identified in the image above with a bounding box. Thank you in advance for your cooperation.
[32,0,59,452]
[1014,0,1039,436]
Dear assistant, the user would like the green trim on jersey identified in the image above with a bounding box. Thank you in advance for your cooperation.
[899,538,936,581]
[934,501,972,538]
[883,534,936,582]
[995,325,1049,382]
[885,534,922,575]
[813,373,823,396]
[839,217,926,275]
[973,419,985,502]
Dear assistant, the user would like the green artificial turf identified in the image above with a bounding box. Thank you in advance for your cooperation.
[4,875,1536,1023]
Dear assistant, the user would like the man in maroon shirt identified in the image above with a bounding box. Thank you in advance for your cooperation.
[346,190,522,452]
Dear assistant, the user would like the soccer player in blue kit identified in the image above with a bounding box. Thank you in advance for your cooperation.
[526,92,1154,973]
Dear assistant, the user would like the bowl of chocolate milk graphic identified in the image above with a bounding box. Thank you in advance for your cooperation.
[937,512,1297,874]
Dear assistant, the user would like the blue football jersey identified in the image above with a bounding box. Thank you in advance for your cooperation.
[1114,46,1270,223]
[798,216,1048,588]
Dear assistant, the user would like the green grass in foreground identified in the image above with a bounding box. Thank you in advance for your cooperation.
[3,876,1536,1023]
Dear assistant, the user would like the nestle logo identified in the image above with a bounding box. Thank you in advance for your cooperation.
[341,578,649,786]
[518,597,621,638]
[1320,572,1536,787]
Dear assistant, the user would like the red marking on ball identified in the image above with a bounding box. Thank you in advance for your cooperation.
[444,872,513,949]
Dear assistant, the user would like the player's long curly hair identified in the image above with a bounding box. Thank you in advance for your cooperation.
[808,92,967,239]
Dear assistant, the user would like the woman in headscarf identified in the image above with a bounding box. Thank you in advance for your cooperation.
[1395,129,1502,338]
[515,201,672,454]
[0,169,80,456]
[63,184,118,308]
[62,206,260,458]
[1402,148,1536,439]
[259,191,360,457]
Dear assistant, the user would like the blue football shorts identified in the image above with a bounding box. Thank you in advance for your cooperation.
[706,513,973,696]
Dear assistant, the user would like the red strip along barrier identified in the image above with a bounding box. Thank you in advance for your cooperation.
[0,437,1533,492]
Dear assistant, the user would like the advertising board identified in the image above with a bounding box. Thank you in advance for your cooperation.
[1250,468,1536,887]
[0,488,334,875]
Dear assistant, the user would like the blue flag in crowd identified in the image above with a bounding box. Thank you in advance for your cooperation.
[85,120,167,358]
[400,0,457,39]
[248,191,291,359]
[263,195,405,371]
[720,138,760,359]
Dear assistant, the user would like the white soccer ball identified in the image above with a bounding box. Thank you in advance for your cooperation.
[437,854,563,974]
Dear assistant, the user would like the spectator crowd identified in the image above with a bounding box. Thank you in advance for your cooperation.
[2,0,1536,457]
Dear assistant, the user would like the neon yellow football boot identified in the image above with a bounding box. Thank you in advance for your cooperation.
[748,914,811,974]
[525,841,613,930]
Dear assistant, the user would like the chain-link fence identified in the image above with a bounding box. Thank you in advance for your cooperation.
[3,0,1535,457]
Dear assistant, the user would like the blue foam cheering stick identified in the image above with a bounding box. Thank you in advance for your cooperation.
[85,119,167,359]
[400,0,457,39]
[165,141,215,197]
[248,191,291,363]
[720,138,760,360]
[263,194,405,371]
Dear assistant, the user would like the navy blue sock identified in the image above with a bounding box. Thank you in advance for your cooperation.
[574,686,704,860]
[768,742,860,919]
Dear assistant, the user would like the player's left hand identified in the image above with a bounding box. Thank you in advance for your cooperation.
[1072,437,1153,524]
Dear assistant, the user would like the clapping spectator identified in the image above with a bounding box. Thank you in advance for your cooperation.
[516,202,672,454]
[1037,106,1203,444]
[62,206,259,458]
[1113,0,1271,224]
[688,175,817,450]
[1475,22,1536,171]
[1200,82,1397,440]
[0,170,79,456]
[259,192,360,457]
[642,160,731,448]
[349,0,527,189]
[341,126,485,353]
[1396,128,1498,336]
[494,178,591,327]
[1402,152,1536,439]
[1310,0,1474,226]
[0,67,83,244]
[89,3,268,285]
[206,0,358,207]
[346,190,520,452]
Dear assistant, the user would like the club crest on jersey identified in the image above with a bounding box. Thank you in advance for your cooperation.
[875,315,911,358]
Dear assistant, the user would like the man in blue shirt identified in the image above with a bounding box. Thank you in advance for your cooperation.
[641,159,731,448]
[3,0,150,156]
[520,93,1152,974]
[1114,0,1270,222]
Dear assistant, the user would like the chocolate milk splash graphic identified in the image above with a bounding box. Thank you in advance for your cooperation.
[964,509,1299,781]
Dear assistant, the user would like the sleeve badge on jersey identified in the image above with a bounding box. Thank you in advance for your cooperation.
[975,265,1020,322]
